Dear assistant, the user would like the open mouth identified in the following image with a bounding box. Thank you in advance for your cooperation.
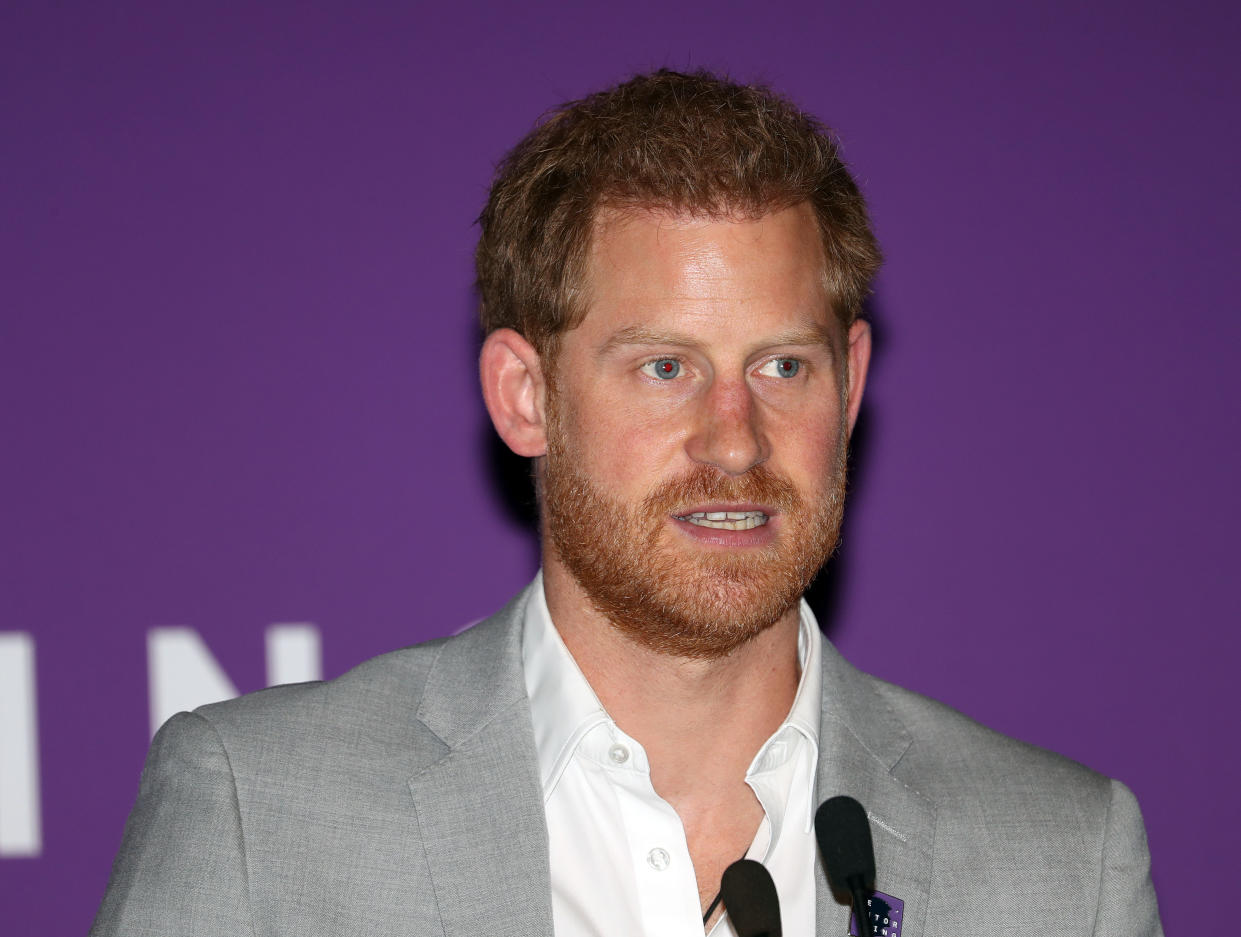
[673,510,770,531]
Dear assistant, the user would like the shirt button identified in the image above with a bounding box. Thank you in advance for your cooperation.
[646,847,671,871]
[608,744,630,764]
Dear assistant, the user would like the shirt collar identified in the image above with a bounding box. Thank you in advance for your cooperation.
[521,572,611,797]
[749,600,822,770]
[745,600,822,844]
[521,571,823,805]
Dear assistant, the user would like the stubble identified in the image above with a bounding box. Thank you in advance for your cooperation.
[541,389,848,660]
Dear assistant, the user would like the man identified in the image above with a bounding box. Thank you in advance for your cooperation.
[92,70,1163,936]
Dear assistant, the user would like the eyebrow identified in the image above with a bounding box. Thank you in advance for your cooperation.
[599,323,836,354]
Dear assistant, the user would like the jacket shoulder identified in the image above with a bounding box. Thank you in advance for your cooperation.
[186,602,524,770]
[194,633,443,736]
[866,673,1112,814]
[99,602,534,936]
[856,674,1161,935]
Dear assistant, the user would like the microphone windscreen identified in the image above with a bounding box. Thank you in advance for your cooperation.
[815,795,876,897]
[720,858,782,937]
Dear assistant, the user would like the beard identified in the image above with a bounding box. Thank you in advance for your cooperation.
[542,395,849,660]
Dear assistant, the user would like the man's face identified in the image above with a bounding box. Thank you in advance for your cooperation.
[541,203,869,659]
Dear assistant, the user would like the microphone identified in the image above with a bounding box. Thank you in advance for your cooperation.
[814,796,876,937]
[720,858,782,937]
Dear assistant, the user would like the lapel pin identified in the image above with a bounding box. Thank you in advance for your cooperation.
[849,890,904,937]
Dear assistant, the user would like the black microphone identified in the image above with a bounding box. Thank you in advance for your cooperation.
[814,796,876,937]
[720,858,782,937]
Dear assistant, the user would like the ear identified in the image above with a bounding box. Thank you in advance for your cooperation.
[480,328,548,457]
[844,319,872,438]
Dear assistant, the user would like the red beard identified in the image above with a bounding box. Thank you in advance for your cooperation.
[542,398,848,660]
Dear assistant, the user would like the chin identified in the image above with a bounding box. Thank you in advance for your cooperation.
[571,545,818,660]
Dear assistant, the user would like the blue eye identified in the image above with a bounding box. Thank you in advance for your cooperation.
[646,358,681,379]
[759,357,800,378]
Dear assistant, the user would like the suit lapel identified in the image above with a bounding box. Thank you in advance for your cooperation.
[815,642,937,937]
[404,589,937,937]
[407,589,553,937]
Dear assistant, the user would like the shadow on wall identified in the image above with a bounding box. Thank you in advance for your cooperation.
[803,292,885,643]
[483,424,541,532]
[474,290,888,645]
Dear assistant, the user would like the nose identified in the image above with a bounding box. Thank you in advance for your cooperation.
[684,377,770,476]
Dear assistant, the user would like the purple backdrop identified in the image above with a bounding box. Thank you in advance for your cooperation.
[3,2,1237,933]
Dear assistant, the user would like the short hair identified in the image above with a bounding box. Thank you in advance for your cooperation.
[475,69,881,358]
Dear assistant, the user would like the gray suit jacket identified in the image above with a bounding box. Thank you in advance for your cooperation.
[92,586,1163,936]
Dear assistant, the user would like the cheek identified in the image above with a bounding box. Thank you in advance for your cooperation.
[771,409,844,477]
[561,392,690,483]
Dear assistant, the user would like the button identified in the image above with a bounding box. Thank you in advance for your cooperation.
[608,744,630,764]
[646,847,670,871]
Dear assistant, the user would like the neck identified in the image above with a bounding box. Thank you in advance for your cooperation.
[540,557,802,801]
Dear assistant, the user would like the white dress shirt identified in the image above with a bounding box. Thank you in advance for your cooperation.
[521,572,822,937]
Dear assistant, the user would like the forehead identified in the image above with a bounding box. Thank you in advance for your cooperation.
[576,202,835,343]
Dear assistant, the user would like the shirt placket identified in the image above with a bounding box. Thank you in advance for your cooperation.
[598,734,705,937]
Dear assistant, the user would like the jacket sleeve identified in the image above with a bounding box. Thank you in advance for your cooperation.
[90,712,257,937]
[1092,779,1163,937]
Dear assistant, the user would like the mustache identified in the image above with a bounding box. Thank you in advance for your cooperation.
[642,464,803,516]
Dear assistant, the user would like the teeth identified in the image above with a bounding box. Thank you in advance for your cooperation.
[677,511,769,530]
